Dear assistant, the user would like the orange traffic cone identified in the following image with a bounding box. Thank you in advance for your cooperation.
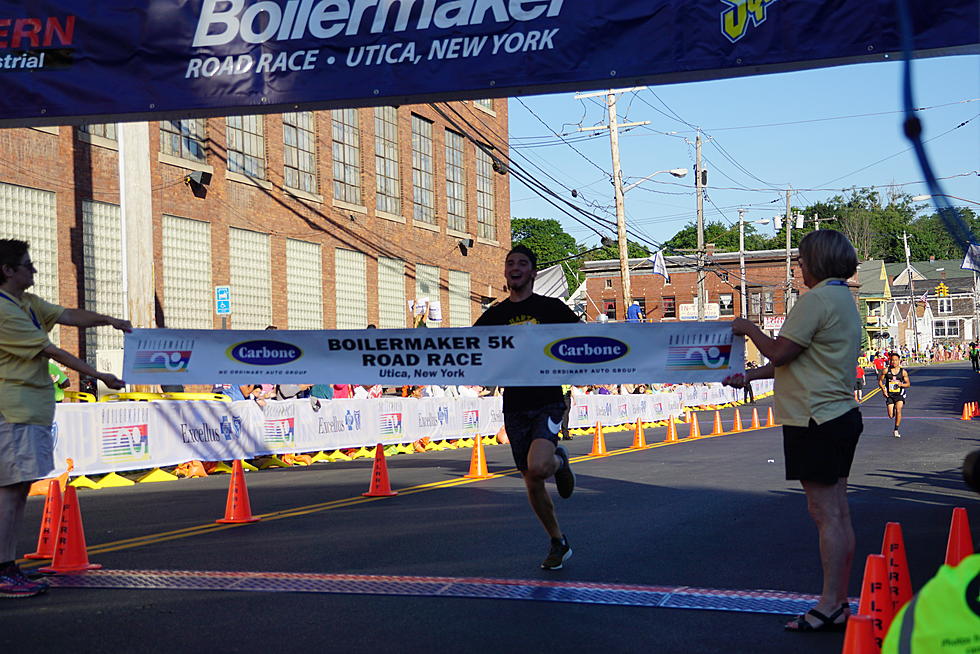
[665,418,678,442]
[962,403,973,420]
[216,460,260,524]
[765,407,776,427]
[589,422,608,456]
[688,414,702,438]
[28,459,73,497]
[841,614,877,654]
[732,409,743,432]
[945,507,974,566]
[630,421,647,449]
[881,522,913,612]
[750,407,761,429]
[709,411,724,436]
[23,480,62,559]
[38,486,102,573]
[363,443,398,497]
[464,430,492,479]
[857,553,894,647]
[973,402,980,418]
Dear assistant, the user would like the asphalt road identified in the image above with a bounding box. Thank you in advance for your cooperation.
[4,362,978,654]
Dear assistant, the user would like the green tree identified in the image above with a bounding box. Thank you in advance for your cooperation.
[511,217,584,290]
[907,207,979,261]
[664,220,769,253]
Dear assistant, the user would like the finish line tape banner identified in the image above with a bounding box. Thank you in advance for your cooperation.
[47,381,772,477]
[0,1,976,127]
[123,323,743,386]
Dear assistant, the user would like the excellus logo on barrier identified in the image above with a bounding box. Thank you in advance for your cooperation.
[227,340,303,366]
[545,336,629,365]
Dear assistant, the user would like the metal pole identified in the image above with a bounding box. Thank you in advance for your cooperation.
[903,230,918,356]
[785,187,793,313]
[607,92,631,319]
[696,132,705,320]
[739,209,747,318]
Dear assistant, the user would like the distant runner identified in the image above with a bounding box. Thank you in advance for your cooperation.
[878,353,910,438]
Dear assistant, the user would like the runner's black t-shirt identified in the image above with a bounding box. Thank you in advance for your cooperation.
[474,294,581,413]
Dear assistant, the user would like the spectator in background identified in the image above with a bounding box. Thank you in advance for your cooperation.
[872,352,887,375]
[970,342,979,373]
[310,383,334,400]
[212,383,246,401]
[853,362,865,402]
[275,384,311,400]
[332,384,353,399]
[625,301,644,323]
[48,361,69,402]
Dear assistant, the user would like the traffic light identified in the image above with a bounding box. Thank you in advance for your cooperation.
[935,283,949,297]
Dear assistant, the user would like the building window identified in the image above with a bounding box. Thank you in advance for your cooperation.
[938,297,953,314]
[411,115,435,224]
[475,146,496,241]
[415,263,440,306]
[229,227,272,329]
[335,248,367,329]
[763,291,774,314]
[331,108,361,205]
[448,270,471,327]
[603,299,617,320]
[226,115,265,179]
[604,278,613,289]
[377,257,406,329]
[283,111,317,194]
[82,201,124,364]
[474,99,493,111]
[445,130,467,233]
[935,319,960,338]
[374,106,401,215]
[662,296,676,319]
[161,119,206,162]
[750,292,761,317]
[162,215,212,330]
[719,272,729,282]
[79,124,116,140]
[286,239,322,328]
[719,293,734,316]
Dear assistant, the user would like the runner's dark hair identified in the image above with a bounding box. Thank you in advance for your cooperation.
[507,244,538,268]
[0,239,29,285]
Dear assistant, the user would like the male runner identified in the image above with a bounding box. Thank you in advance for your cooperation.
[474,245,579,570]
[878,352,910,438]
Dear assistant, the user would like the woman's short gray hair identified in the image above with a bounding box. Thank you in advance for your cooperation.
[798,229,858,281]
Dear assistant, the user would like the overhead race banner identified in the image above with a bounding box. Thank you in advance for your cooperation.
[122,323,743,385]
[0,1,976,126]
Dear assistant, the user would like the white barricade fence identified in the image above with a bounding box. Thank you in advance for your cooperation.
[49,380,773,478]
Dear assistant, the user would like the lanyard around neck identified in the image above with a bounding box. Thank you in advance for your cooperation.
[0,291,41,329]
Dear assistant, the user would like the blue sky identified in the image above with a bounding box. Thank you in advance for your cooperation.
[507,54,980,250]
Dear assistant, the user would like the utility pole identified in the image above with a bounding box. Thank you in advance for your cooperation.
[902,230,919,355]
[738,208,747,318]
[696,132,706,320]
[575,87,649,320]
[785,187,793,313]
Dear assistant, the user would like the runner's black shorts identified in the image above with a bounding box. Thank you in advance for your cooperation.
[782,408,863,485]
[503,402,565,472]
[885,393,906,406]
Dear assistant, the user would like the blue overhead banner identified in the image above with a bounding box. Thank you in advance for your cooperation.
[0,1,976,126]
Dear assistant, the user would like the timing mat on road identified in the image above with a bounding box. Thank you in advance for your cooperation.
[45,569,856,616]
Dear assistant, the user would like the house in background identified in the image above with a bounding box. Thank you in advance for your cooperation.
[888,258,977,344]
[855,260,892,352]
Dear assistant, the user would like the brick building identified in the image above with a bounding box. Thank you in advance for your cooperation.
[0,100,511,367]
[581,248,804,330]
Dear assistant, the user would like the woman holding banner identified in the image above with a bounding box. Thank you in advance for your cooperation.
[724,230,862,633]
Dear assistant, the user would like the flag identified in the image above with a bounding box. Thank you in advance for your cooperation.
[648,250,670,283]
[961,243,980,273]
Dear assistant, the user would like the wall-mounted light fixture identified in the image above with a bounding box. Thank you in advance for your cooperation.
[458,238,475,256]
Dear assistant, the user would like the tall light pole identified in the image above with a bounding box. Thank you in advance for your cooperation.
[739,210,770,318]
[696,132,706,320]
[902,230,919,355]
[784,187,793,313]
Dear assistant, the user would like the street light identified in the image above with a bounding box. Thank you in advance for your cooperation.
[622,168,689,193]
[738,210,770,319]
[912,193,980,207]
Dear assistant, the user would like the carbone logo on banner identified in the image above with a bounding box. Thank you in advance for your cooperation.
[228,340,302,366]
[264,417,295,448]
[380,412,403,438]
[102,424,150,463]
[462,409,479,433]
[546,337,628,364]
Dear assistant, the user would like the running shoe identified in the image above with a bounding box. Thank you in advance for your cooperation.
[0,563,48,599]
[893,430,902,438]
[541,536,572,570]
[554,445,575,499]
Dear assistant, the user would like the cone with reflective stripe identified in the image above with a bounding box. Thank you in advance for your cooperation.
[732,409,743,432]
[589,422,608,456]
[464,429,492,479]
[688,414,701,438]
[216,460,260,524]
[841,614,877,654]
[664,418,678,442]
[38,485,102,573]
[945,506,974,566]
[750,407,761,429]
[23,480,62,559]
[709,411,724,435]
[630,421,647,449]
[962,403,973,420]
[363,443,398,497]
[857,553,893,646]
[881,522,913,613]
[765,406,776,427]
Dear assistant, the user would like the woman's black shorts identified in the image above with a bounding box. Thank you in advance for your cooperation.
[782,408,863,485]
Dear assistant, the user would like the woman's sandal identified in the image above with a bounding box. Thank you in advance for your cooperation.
[784,604,849,632]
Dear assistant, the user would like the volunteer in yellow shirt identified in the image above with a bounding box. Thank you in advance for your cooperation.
[0,239,130,599]
[724,230,863,633]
